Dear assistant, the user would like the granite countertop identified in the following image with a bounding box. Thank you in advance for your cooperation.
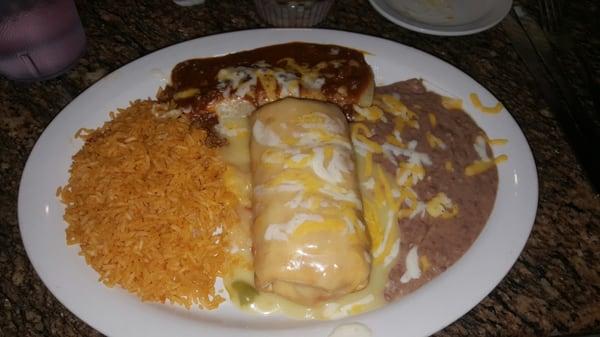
[1,0,599,336]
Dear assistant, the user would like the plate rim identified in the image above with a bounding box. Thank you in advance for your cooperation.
[17,28,538,337]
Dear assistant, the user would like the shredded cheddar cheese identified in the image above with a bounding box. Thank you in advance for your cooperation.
[352,123,382,153]
[428,113,437,127]
[257,71,278,102]
[487,138,509,146]
[353,104,384,121]
[465,154,508,176]
[352,122,374,137]
[419,255,431,272]
[396,162,426,187]
[385,132,405,148]
[441,96,463,110]
[292,218,349,238]
[380,95,408,117]
[469,93,504,114]
[364,152,373,177]
[173,88,200,100]
[425,131,447,150]
[426,192,459,219]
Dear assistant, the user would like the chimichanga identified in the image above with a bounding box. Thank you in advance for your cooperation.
[250,97,371,305]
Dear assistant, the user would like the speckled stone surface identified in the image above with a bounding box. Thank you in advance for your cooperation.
[1,1,599,336]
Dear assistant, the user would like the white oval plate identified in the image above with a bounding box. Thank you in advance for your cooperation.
[18,29,537,337]
[369,0,513,36]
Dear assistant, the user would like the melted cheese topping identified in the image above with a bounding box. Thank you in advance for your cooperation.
[264,213,324,240]
[252,120,282,147]
[214,100,255,208]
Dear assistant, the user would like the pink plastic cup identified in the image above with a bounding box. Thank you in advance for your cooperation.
[0,0,86,81]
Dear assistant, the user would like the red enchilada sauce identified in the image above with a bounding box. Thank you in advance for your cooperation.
[157,42,373,120]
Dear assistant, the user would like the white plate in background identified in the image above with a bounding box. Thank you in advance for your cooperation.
[18,29,537,337]
[369,0,513,36]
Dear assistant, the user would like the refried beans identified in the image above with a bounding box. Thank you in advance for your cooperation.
[367,79,499,300]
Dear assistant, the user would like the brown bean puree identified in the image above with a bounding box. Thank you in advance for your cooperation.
[366,79,499,299]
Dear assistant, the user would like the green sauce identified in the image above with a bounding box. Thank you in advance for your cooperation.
[231,280,258,306]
